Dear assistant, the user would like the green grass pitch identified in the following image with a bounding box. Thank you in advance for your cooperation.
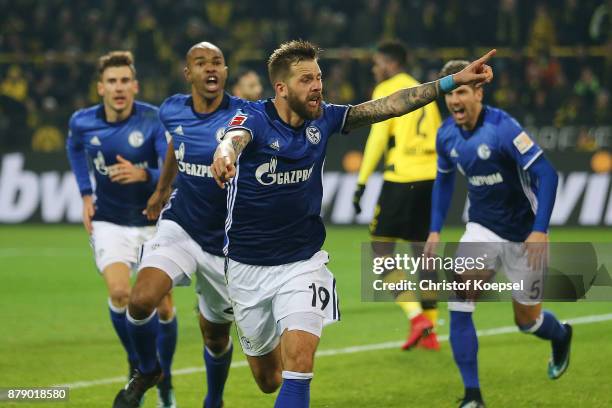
[1,225,611,407]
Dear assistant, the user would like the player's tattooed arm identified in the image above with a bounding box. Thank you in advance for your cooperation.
[344,82,440,131]
[211,129,252,188]
[228,130,252,157]
[344,49,496,132]
[216,129,252,162]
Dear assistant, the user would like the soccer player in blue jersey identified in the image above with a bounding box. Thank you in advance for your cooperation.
[112,42,246,408]
[424,60,572,408]
[66,51,178,407]
[211,40,495,407]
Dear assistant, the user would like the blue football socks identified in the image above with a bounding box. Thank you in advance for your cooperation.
[108,300,139,366]
[522,310,568,361]
[274,371,312,408]
[157,313,178,389]
[450,311,480,390]
[203,340,233,408]
[126,309,160,374]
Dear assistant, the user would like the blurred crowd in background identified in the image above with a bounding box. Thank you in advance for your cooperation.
[0,0,610,152]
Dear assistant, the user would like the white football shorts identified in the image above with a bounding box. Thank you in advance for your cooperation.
[90,221,156,274]
[139,219,233,324]
[450,222,544,312]
[226,250,341,357]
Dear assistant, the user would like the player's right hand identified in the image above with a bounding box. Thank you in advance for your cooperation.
[144,187,171,221]
[524,231,549,272]
[423,232,440,260]
[82,195,95,235]
[353,184,365,215]
[211,155,236,189]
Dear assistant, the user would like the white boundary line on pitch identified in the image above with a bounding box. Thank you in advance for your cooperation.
[55,313,612,390]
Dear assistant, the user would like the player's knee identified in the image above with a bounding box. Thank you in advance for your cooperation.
[517,319,536,333]
[157,307,174,322]
[283,346,315,373]
[108,287,130,308]
[198,315,231,354]
[516,313,543,333]
[128,289,157,320]
[255,371,281,393]
[156,300,174,321]
[203,330,230,355]
[514,306,541,330]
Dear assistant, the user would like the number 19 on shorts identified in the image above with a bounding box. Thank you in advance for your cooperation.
[309,283,330,310]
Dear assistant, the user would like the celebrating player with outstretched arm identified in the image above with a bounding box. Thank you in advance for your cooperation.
[423,60,571,408]
[210,40,495,407]
[66,51,178,407]
[112,42,248,408]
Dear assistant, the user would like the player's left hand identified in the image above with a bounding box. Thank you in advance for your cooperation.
[453,49,496,88]
[108,155,148,184]
[524,231,548,271]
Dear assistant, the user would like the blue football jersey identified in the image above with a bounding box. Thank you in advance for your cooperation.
[436,105,543,241]
[224,99,350,265]
[66,101,167,226]
[159,93,248,257]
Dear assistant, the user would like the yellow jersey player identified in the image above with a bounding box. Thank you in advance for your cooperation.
[353,40,442,350]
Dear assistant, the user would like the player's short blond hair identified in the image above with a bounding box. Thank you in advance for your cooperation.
[97,51,136,78]
[438,60,469,79]
[267,40,320,83]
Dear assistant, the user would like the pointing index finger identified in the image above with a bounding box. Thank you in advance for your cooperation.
[477,49,497,64]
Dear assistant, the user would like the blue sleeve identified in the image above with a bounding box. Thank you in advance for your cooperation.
[324,103,351,134]
[436,129,455,173]
[430,170,456,232]
[225,107,260,141]
[65,114,93,196]
[144,121,169,189]
[526,155,558,233]
[499,117,543,170]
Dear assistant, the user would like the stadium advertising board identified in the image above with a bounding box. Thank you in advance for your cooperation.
[0,151,610,226]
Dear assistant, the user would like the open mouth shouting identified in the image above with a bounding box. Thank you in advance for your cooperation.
[451,106,466,121]
[307,94,321,109]
[205,75,220,92]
